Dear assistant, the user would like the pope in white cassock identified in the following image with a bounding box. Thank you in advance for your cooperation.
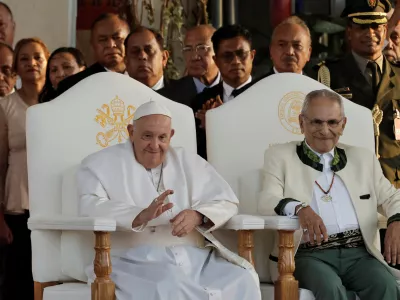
[77,101,261,300]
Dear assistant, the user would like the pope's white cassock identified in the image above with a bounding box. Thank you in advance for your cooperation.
[76,103,260,300]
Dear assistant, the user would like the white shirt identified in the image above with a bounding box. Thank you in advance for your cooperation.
[273,67,303,75]
[104,67,128,75]
[193,72,221,94]
[151,76,164,91]
[222,76,252,103]
[284,143,359,237]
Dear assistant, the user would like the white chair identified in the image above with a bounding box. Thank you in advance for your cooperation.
[207,73,376,300]
[26,72,197,300]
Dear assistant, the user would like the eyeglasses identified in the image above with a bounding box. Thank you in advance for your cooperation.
[302,115,344,129]
[182,45,211,56]
[218,49,250,63]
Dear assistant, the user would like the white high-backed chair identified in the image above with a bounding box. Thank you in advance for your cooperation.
[26,73,197,300]
[208,73,376,300]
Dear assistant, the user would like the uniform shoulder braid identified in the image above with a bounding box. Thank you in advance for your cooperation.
[314,58,352,99]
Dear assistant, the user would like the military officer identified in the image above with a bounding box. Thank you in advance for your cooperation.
[317,0,400,188]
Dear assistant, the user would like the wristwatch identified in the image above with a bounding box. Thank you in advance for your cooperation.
[295,202,309,216]
[201,215,209,225]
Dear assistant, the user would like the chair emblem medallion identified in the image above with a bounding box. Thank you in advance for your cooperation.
[95,96,136,148]
[278,91,305,135]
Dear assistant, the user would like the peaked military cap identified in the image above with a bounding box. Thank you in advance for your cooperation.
[341,0,392,25]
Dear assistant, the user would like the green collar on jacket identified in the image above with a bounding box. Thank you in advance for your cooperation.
[296,140,347,172]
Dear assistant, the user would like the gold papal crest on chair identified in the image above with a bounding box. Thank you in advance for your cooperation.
[95,96,136,148]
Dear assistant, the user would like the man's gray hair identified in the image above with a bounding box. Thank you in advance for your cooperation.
[271,16,312,46]
[301,89,345,117]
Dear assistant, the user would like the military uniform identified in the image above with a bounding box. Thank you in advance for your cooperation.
[317,0,400,188]
[318,54,400,187]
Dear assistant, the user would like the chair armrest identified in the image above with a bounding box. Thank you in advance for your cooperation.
[28,215,116,231]
[263,215,300,230]
[222,214,265,230]
[222,214,299,231]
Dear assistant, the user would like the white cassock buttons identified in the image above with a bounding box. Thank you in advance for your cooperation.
[203,288,221,300]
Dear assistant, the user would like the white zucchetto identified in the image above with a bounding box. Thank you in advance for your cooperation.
[133,101,172,121]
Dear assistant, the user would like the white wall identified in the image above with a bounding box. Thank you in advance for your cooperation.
[3,0,76,51]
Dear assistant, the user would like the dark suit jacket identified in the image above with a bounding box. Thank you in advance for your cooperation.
[322,54,400,187]
[53,62,106,98]
[191,78,258,159]
[258,68,314,80]
[158,76,198,106]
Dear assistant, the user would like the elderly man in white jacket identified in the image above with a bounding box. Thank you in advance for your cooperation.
[77,101,260,300]
[258,89,400,300]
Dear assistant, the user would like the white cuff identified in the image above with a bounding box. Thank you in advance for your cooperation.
[284,201,300,218]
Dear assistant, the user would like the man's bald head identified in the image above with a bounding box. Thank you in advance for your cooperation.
[183,25,219,84]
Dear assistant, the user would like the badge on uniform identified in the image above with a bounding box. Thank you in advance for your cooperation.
[368,0,377,9]
[394,109,400,140]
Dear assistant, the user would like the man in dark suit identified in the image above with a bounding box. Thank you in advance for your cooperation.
[268,15,312,77]
[158,25,220,105]
[192,24,255,159]
[124,27,169,91]
[235,15,314,95]
[317,0,400,267]
[52,13,129,99]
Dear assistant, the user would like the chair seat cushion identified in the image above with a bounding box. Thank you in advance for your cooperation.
[260,283,315,300]
[43,283,90,300]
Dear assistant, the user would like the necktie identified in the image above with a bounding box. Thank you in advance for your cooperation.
[366,61,381,93]
[231,89,240,98]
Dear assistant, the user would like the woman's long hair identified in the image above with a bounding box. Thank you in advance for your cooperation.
[39,47,86,103]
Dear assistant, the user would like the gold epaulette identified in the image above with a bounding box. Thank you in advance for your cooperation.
[317,61,331,88]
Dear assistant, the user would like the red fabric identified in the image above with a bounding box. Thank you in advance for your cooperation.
[270,0,292,28]
[76,0,119,30]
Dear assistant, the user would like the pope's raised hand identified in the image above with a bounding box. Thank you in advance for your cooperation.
[132,190,174,228]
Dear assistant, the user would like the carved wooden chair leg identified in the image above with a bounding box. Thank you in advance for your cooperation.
[34,281,59,300]
[274,230,298,300]
[92,231,115,300]
[238,230,255,266]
